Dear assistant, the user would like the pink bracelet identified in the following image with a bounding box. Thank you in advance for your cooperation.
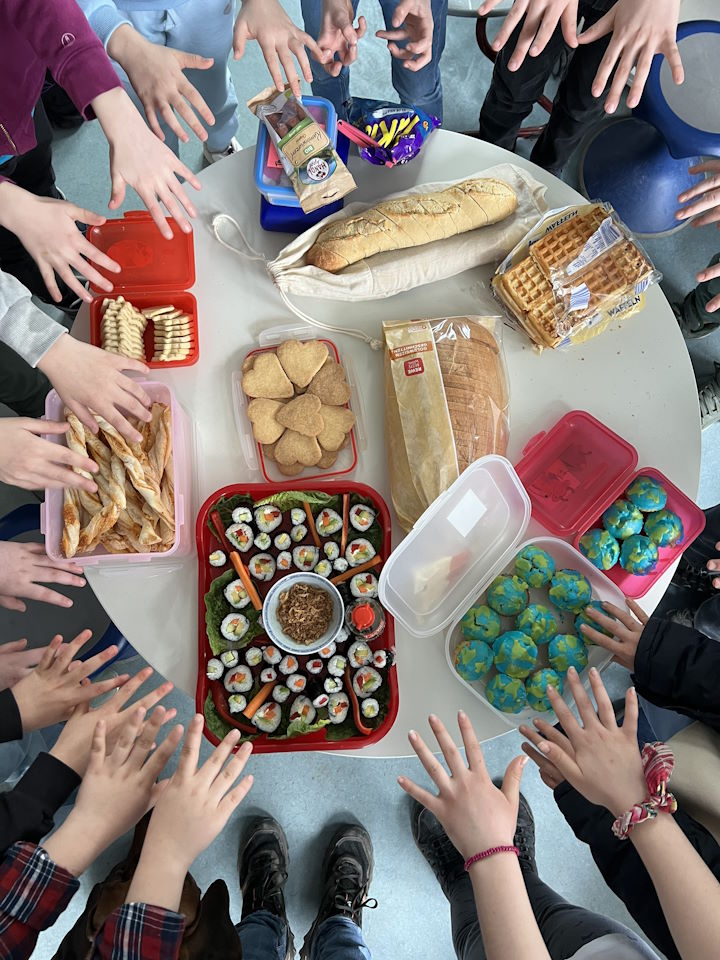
[464,846,519,871]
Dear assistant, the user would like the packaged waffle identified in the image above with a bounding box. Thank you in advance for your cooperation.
[383,316,509,532]
[492,203,660,350]
[248,85,356,214]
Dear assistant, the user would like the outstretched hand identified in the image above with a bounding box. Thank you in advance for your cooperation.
[316,0,368,75]
[577,598,647,672]
[0,542,85,611]
[376,0,434,71]
[477,0,579,72]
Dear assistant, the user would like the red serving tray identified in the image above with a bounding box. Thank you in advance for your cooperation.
[195,481,398,753]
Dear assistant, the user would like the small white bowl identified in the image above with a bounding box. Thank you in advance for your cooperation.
[263,572,344,655]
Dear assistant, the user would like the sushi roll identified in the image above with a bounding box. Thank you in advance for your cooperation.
[333,558,349,574]
[220,649,240,668]
[291,524,307,543]
[313,692,330,709]
[261,667,277,683]
[245,647,263,667]
[328,692,350,724]
[252,701,282,733]
[232,506,253,524]
[226,523,253,552]
[206,657,223,681]
[224,665,253,693]
[324,677,343,694]
[209,550,226,567]
[318,642,336,659]
[289,695,316,724]
[372,650,388,669]
[277,551,292,571]
[227,694,247,714]
[287,674,307,693]
[324,542,340,561]
[350,503,376,532]
[307,658,324,675]
[274,532,291,551]
[254,532,271,551]
[224,579,250,609]
[346,538,376,567]
[348,640,373,668]
[293,545,319,571]
[255,506,283,533]
[353,666,383,698]
[249,553,276,581]
[315,560,332,578]
[279,655,299,676]
[220,614,249,643]
[263,645,282,665]
[350,573,378,599]
[335,628,349,646]
[273,684,291,704]
[361,698,379,720]
[291,508,306,526]
[328,655,347,677]
[316,508,343,537]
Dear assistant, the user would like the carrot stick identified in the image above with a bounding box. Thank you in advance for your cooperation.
[242,680,274,719]
[230,553,262,611]
[304,500,321,549]
[210,510,231,552]
[345,666,372,736]
[341,494,350,556]
[331,554,382,585]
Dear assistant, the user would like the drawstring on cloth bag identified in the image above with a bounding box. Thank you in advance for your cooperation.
[211,214,384,350]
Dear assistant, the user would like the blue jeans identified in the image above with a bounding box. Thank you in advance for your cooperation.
[300,0,447,121]
[110,0,238,154]
[237,910,371,960]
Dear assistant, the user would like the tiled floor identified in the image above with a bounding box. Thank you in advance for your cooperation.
[4,2,720,957]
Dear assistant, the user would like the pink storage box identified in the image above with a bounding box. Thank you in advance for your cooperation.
[515,410,705,598]
[41,381,192,565]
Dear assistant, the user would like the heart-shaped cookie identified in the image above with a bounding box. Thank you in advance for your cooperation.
[307,359,351,406]
[277,339,329,388]
[242,353,294,399]
[317,448,338,469]
[276,394,323,437]
[277,461,305,477]
[247,398,286,444]
[317,404,356,451]
[275,430,322,467]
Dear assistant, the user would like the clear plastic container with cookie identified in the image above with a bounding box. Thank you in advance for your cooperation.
[232,323,366,483]
[491,202,661,351]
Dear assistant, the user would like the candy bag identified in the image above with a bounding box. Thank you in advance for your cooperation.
[346,97,440,166]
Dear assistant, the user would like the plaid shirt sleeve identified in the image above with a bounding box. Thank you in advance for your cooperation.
[91,903,185,960]
[0,842,79,960]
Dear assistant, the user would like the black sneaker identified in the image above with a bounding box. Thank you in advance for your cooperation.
[492,779,536,875]
[238,816,294,958]
[410,800,466,899]
[300,825,376,960]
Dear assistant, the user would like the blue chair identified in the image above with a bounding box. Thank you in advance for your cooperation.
[579,20,720,236]
[0,503,137,677]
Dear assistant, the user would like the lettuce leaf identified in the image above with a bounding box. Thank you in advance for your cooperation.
[207,494,255,539]
[205,569,263,655]
[253,490,338,512]
[348,493,383,556]
[203,691,234,741]
[270,714,331,740]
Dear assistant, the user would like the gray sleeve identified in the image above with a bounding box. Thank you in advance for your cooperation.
[0,271,67,367]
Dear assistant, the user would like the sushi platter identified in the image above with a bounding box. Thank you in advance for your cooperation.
[196,481,398,752]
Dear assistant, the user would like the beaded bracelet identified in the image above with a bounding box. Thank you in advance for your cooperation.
[464,846,519,871]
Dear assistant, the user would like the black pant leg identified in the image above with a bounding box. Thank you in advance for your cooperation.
[447,874,488,960]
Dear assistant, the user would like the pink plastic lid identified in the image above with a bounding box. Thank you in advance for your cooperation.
[515,410,638,538]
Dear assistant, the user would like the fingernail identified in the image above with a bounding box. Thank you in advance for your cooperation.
[63,599,73,607]
[520,756,529,767]
[568,666,577,676]
[458,709,466,719]
[590,667,598,676]
[408,729,417,739]
[428,714,438,723]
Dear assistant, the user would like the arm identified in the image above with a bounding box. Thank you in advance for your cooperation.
[0,754,80,854]
[0,269,67,368]
[74,0,131,50]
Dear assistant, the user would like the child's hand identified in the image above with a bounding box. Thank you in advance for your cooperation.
[0,542,86,612]
[0,639,45,690]
[37,336,151,445]
[376,0,435,71]
[539,668,648,817]
[234,0,328,97]
[577,599,647,672]
[579,0,683,113]
[0,183,121,304]
[398,711,527,859]
[0,417,99,496]
[477,0,579,71]
[519,719,566,789]
[107,25,215,145]
[44,708,183,876]
[316,0,367,76]
[50,666,175,776]
[11,631,129,732]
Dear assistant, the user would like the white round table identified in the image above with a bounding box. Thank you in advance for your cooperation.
[78,130,701,757]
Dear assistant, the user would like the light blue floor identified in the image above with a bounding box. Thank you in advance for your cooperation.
[4,3,720,957]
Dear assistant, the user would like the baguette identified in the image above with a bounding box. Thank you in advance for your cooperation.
[306,177,518,273]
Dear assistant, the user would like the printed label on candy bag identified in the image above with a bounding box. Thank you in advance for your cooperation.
[566,217,622,275]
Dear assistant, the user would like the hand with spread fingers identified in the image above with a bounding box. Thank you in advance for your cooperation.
[0,639,46,690]
[676,162,720,311]
[316,0,368,76]
[50,665,176,776]
[376,0,434,71]
[0,417,100,495]
[519,718,566,789]
[525,667,647,817]
[578,0,683,114]
[477,0,579,72]
[577,598,648,672]
[0,542,86,612]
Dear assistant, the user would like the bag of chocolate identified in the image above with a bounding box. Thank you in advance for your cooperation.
[248,85,356,213]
